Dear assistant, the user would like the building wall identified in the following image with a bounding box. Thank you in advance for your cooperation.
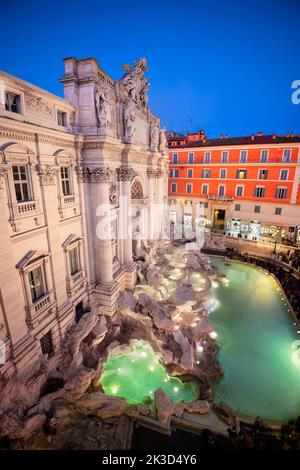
[0,58,168,380]
[168,135,300,242]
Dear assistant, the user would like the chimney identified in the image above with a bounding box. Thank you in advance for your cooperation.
[220,133,223,139]
[291,132,295,137]
[225,134,228,139]
[251,135,255,140]
[286,132,290,138]
[272,133,277,139]
[257,131,263,137]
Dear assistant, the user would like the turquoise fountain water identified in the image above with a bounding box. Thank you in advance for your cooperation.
[210,258,300,422]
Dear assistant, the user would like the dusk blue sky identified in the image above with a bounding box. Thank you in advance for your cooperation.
[1,0,299,138]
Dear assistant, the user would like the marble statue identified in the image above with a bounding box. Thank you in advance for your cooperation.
[95,82,112,127]
[149,121,159,149]
[120,58,150,107]
[159,127,167,154]
[123,100,136,142]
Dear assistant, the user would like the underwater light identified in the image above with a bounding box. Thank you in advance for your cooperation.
[111,386,119,394]
[197,345,204,352]
[149,365,155,371]
[209,331,218,339]
[141,351,147,357]
[173,387,179,393]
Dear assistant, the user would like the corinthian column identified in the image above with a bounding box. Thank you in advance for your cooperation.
[147,168,156,240]
[90,167,114,286]
[117,167,136,267]
[155,168,164,239]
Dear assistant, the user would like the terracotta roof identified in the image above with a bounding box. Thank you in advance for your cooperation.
[167,134,300,148]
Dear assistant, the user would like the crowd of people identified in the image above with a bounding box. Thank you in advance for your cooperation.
[200,417,300,450]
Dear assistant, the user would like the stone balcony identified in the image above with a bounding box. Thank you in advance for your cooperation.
[9,199,41,219]
[58,193,79,218]
[25,290,56,329]
[66,269,87,297]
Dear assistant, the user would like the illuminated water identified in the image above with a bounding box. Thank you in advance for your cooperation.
[100,340,199,405]
[210,258,300,422]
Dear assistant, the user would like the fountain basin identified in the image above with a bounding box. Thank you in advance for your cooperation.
[100,340,199,405]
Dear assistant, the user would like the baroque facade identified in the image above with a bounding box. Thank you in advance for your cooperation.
[0,57,168,379]
[168,130,300,244]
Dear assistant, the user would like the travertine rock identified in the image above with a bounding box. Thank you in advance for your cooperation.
[74,392,127,419]
[173,330,194,370]
[155,388,185,424]
[64,366,96,401]
[185,400,210,414]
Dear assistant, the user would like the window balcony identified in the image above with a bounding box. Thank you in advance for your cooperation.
[66,269,87,297]
[9,200,41,219]
[26,290,56,329]
[59,194,76,206]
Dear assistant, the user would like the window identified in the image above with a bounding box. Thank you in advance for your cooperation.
[254,186,265,198]
[236,169,247,179]
[172,153,178,164]
[204,152,211,163]
[275,187,287,199]
[260,150,268,163]
[236,185,244,197]
[5,92,21,113]
[254,205,261,213]
[202,169,211,178]
[57,110,67,127]
[171,183,177,193]
[187,168,193,178]
[220,169,226,179]
[28,267,45,303]
[275,207,282,215]
[40,331,54,356]
[235,204,241,211]
[221,151,228,163]
[280,169,289,181]
[61,167,72,196]
[204,202,208,208]
[188,153,194,164]
[186,183,192,194]
[258,169,268,180]
[219,185,225,196]
[170,169,178,178]
[240,150,247,163]
[12,165,31,202]
[202,184,208,195]
[69,247,79,275]
[283,149,291,163]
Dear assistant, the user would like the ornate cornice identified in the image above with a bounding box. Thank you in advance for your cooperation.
[75,166,113,183]
[155,168,164,178]
[0,126,35,142]
[147,168,156,179]
[35,164,59,185]
[117,167,136,181]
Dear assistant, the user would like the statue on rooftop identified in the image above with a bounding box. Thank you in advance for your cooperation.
[123,100,136,142]
[120,58,150,108]
[95,82,112,128]
[159,127,167,154]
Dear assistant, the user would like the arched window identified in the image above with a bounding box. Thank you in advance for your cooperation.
[131,180,143,199]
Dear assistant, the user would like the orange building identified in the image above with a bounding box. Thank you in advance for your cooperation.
[168,130,300,244]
